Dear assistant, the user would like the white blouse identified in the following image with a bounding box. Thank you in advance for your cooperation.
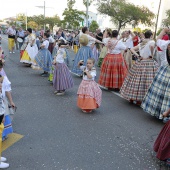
[139,40,155,59]
[80,66,96,80]
[120,36,134,48]
[106,39,126,54]
[81,34,96,47]
[28,34,36,45]
[42,40,49,49]
[55,48,66,64]
[157,39,170,65]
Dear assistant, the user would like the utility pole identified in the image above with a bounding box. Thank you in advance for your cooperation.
[44,1,45,32]
[86,0,89,27]
[25,11,27,30]
[154,0,162,39]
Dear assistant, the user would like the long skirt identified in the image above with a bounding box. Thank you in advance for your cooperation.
[154,120,170,165]
[123,49,132,70]
[98,46,107,67]
[8,38,15,51]
[120,59,159,102]
[77,80,102,110]
[72,46,93,75]
[52,46,58,58]
[141,64,170,119]
[20,44,38,64]
[92,45,99,63]
[34,48,52,72]
[48,43,54,54]
[2,115,13,141]
[64,49,70,66]
[53,63,74,91]
[98,53,128,89]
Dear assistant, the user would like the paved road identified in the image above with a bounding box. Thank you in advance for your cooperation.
[1,35,169,170]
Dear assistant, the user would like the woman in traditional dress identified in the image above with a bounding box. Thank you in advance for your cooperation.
[120,31,159,105]
[20,28,38,65]
[98,29,112,67]
[153,108,170,167]
[33,33,52,77]
[72,27,103,76]
[141,28,170,119]
[98,30,127,91]
[20,33,28,60]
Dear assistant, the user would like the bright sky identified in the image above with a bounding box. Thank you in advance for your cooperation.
[0,0,97,20]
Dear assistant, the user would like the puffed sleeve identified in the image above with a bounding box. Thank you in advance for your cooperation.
[79,66,86,71]
[90,69,96,78]
[157,39,170,51]
[2,76,11,92]
[118,41,126,50]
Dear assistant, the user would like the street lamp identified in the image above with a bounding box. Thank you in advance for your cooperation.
[35,1,46,31]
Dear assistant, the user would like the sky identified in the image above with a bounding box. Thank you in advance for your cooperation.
[0,0,97,20]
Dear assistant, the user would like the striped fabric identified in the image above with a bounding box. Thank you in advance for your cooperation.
[77,80,102,107]
[120,59,159,102]
[98,53,128,89]
[92,45,99,63]
[53,63,74,91]
[141,64,170,118]
[72,46,93,75]
[35,48,52,72]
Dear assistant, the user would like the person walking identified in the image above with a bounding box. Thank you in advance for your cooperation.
[6,25,16,54]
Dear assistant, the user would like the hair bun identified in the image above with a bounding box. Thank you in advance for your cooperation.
[79,34,89,46]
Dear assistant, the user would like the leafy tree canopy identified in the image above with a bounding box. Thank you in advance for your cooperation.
[89,20,99,32]
[97,0,155,32]
[162,9,170,27]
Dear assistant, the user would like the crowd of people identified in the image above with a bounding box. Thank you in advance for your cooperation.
[0,24,170,168]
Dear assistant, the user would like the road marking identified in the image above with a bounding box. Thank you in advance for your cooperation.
[2,133,23,152]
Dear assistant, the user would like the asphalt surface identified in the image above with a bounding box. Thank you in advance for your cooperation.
[1,34,169,170]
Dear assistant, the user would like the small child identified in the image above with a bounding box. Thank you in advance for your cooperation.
[52,42,74,95]
[154,108,170,167]
[77,58,102,113]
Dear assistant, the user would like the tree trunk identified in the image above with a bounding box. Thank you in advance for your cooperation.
[117,22,122,34]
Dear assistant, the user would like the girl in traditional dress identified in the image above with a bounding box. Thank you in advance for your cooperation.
[53,42,74,95]
[72,27,103,76]
[120,31,159,105]
[20,28,38,65]
[153,108,170,167]
[77,58,102,113]
[98,29,112,67]
[98,30,127,91]
[33,33,52,77]
[141,28,170,119]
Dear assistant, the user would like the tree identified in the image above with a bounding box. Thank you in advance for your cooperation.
[62,9,85,29]
[27,21,38,29]
[67,0,76,9]
[89,20,99,32]
[97,0,155,32]
[162,10,170,27]
[45,15,60,30]
[62,0,85,29]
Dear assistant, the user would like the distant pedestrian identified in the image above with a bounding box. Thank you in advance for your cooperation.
[77,58,102,113]
[7,25,16,53]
